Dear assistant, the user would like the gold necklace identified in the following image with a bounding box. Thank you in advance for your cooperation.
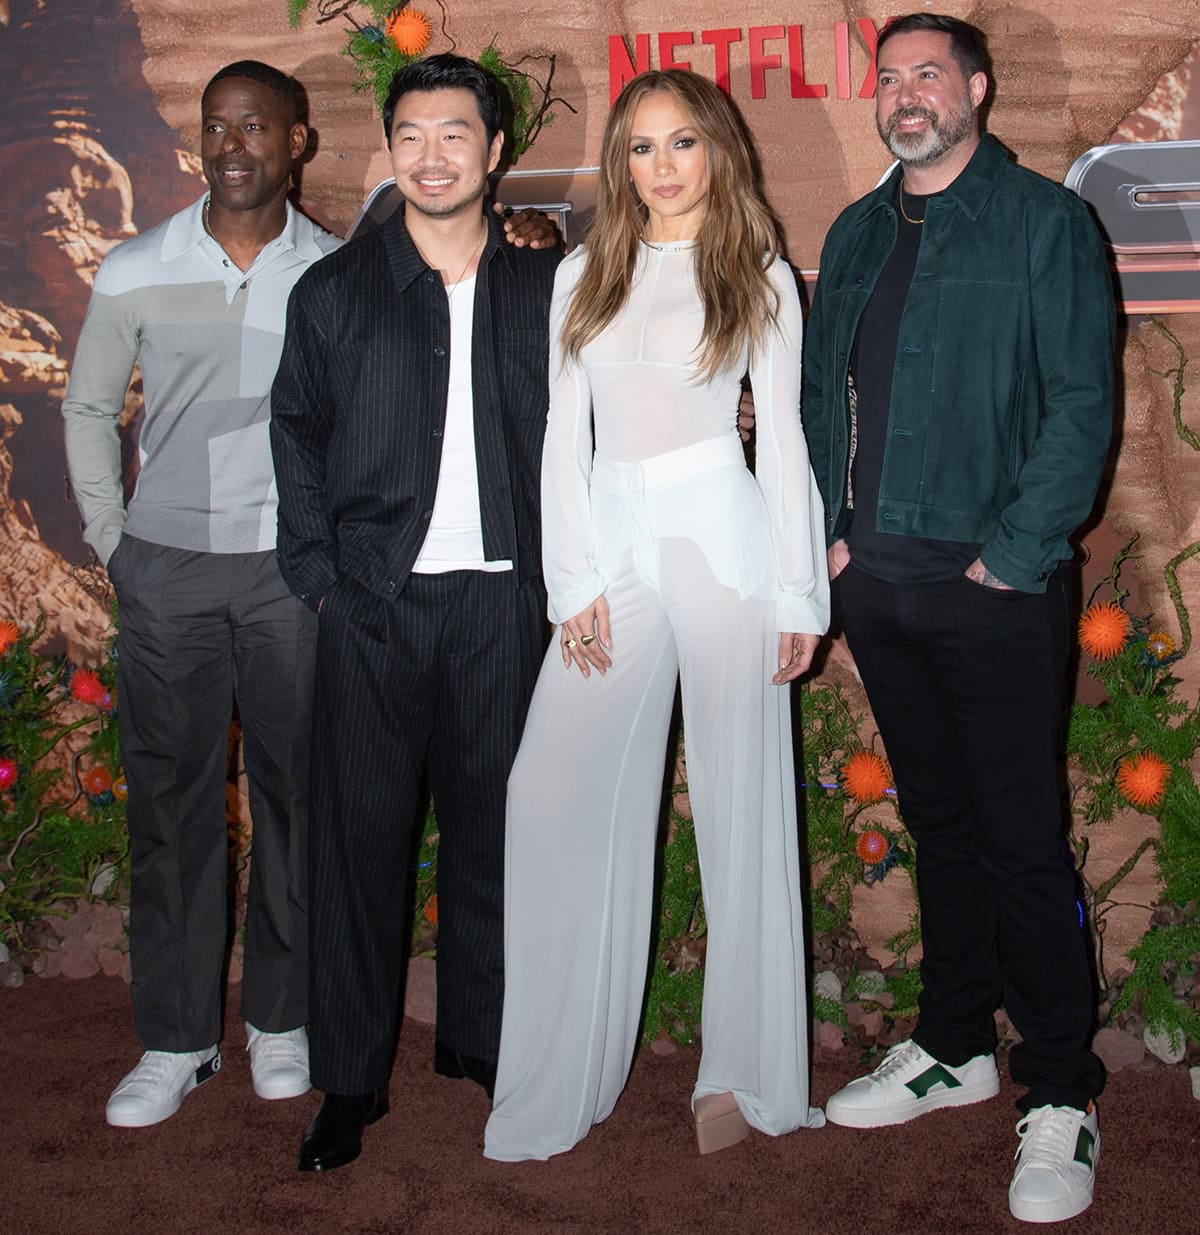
[898,187,925,225]
[445,226,487,300]
[202,198,214,237]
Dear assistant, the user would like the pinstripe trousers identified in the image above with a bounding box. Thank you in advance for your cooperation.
[307,567,545,1094]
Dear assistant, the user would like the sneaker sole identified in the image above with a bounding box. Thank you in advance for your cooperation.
[1008,1189,1096,1225]
[105,1051,222,1128]
[826,1074,1000,1129]
[1008,1131,1100,1224]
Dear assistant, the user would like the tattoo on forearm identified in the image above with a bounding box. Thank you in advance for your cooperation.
[968,563,1013,589]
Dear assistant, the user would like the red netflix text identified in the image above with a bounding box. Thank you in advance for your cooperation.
[609,21,886,104]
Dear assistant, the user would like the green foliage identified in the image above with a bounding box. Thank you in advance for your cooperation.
[347,32,420,115]
[1113,925,1200,1052]
[1065,530,1200,1047]
[477,44,548,159]
[657,783,705,947]
[1156,771,1200,908]
[847,969,886,1000]
[813,993,847,1027]
[643,958,704,1045]
[799,680,915,934]
[0,614,127,946]
[884,965,923,1018]
[884,913,922,965]
[286,3,555,160]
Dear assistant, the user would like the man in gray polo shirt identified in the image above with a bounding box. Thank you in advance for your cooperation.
[63,61,340,1127]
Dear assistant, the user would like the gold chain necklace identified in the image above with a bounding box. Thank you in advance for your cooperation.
[898,187,925,225]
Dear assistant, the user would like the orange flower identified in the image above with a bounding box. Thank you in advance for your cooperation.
[855,829,890,865]
[842,751,892,803]
[1078,602,1131,660]
[0,620,19,653]
[386,7,432,56]
[1146,630,1176,661]
[113,776,128,801]
[423,895,438,926]
[82,765,113,796]
[1116,751,1170,809]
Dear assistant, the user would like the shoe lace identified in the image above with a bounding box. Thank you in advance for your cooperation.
[1014,1105,1078,1164]
[250,1030,303,1063]
[869,1040,921,1082]
[124,1051,183,1090]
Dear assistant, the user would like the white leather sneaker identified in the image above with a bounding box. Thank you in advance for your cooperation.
[825,1039,1000,1128]
[246,1023,310,1100]
[105,1046,221,1127]
[1009,1102,1100,1223]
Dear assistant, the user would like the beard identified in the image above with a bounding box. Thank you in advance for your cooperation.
[878,97,975,167]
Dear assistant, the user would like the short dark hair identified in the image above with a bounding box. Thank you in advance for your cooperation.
[202,61,307,126]
[382,53,506,148]
[876,13,992,84]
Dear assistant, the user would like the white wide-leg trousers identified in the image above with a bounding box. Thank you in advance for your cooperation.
[484,444,824,1162]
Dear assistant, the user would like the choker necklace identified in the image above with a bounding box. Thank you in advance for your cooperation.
[445,227,487,300]
[642,237,697,251]
[898,187,925,225]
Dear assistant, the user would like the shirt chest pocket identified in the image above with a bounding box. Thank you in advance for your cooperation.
[495,327,549,417]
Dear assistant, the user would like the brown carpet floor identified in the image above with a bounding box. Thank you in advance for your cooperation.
[2,974,1193,1234]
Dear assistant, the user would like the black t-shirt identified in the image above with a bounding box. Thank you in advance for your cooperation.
[845,184,980,583]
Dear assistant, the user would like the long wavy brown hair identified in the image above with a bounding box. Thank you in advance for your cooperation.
[561,69,782,382]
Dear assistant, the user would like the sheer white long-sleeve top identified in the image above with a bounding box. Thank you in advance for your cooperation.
[541,240,830,636]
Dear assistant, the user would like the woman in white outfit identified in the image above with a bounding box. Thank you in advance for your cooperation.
[484,68,829,1162]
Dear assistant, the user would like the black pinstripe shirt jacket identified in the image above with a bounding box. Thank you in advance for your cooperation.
[270,207,561,611]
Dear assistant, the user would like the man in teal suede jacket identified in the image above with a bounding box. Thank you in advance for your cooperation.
[803,14,1114,1226]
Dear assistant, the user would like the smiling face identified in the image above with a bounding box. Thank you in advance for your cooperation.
[200,77,306,216]
[874,30,986,170]
[388,87,503,221]
[626,90,710,242]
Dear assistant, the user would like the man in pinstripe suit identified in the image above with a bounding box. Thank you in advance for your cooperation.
[271,54,561,1172]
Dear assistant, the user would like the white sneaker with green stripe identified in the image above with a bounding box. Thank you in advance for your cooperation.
[1008,1103,1099,1223]
[825,1039,1000,1128]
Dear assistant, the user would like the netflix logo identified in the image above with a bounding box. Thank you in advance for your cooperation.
[609,21,886,104]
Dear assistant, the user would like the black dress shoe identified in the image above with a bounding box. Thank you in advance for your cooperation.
[298,1089,389,1172]
[433,1040,497,1100]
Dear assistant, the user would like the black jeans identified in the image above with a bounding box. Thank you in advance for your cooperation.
[833,561,1104,1111]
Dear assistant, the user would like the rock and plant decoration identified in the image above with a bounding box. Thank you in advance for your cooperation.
[801,685,918,953]
[0,609,127,971]
[1065,317,1200,1067]
[638,687,924,1047]
[1069,547,1200,1061]
[285,0,570,158]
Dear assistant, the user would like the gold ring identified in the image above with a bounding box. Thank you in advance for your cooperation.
[580,634,596,646]
[565,638,577,648]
